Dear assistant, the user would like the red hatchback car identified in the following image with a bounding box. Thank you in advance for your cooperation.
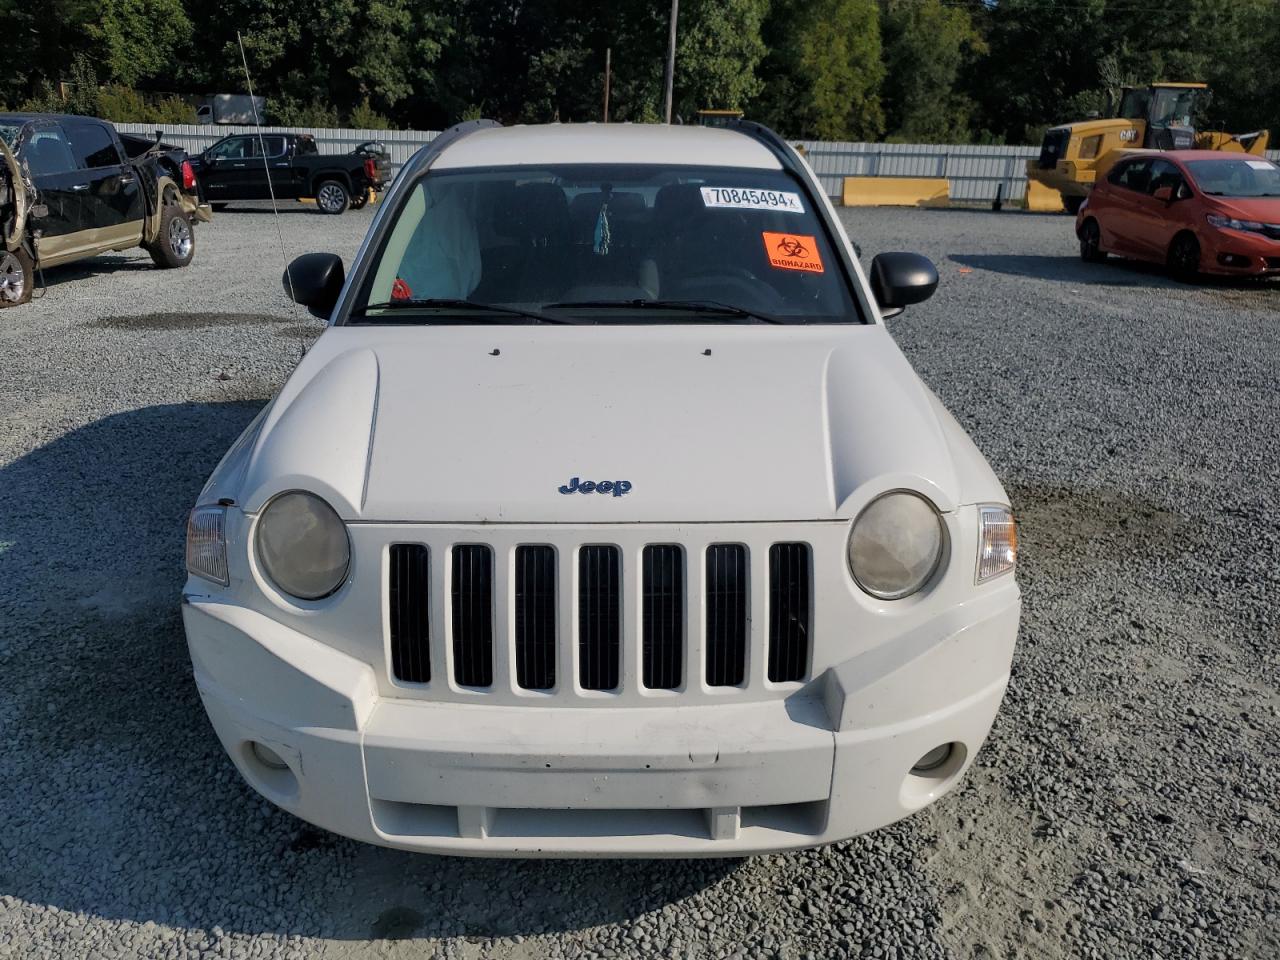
[1076,151,1280,281]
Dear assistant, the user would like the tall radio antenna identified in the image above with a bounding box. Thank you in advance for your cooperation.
[237,30,295,302]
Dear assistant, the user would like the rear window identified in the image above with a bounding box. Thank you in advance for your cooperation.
[65,122,121,169]
[353,163,859,324]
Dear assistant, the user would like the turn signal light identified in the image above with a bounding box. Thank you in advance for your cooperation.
[976,504,1016,583]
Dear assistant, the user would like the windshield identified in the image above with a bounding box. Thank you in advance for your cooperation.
[352,164,860,324]
[1148,88,1201,128]
[0,122,23,149]
[1186,158,1280,198]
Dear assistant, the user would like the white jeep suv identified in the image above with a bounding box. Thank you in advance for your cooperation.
[182,119,1020,857]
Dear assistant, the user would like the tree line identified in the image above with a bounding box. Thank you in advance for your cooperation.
[4,0,1279,144]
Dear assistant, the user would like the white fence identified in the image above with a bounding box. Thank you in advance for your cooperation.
[115,122,1280,204]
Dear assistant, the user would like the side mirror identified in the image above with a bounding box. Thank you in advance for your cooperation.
[284,253,345,319]
[869,252,938,317]
[1152,186,1174,202]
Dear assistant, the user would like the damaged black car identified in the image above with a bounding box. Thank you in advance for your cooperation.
[1,113,212,307]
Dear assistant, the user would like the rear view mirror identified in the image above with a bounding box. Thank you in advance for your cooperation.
[869,252,938,317]
[1153,186,1174,202]
[284,252,345,319]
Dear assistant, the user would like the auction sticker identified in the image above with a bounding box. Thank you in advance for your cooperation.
[1245,159,1276,171]
[701,186,804,213]
[762,232,824,273]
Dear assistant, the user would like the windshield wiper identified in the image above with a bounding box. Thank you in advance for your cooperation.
[351,299,577,324]
[542,298,785,324]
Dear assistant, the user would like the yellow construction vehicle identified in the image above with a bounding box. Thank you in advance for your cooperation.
[1027,82,1270,213]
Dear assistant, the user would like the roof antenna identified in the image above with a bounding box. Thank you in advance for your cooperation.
[237,30,295,304]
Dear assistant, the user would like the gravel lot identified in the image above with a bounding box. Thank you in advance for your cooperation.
[1,199,1277,960]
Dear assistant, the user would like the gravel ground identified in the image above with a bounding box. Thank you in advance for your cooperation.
[1,200,1277,960]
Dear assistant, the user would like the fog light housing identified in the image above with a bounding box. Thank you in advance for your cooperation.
[912,743,954,773]
[250,741,289,770]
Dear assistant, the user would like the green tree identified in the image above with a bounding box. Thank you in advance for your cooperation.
[753,0,885,139]
[86,0,193,86]
[673,0,769,116]
[881,0,985,143]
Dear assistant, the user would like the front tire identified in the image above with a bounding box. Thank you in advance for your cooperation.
[147,203,196,269]
[1167,233,1201,283]
[1078,218,1106,263]
[1063,195,1085,216]
[315,180,349,215]
[0,248,34,308]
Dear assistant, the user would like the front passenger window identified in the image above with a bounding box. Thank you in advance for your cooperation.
[22,127,78,177]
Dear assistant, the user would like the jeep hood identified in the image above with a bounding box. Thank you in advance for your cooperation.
[239,325,978,523]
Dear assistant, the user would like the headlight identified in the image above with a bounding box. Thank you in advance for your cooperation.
[1206,213,1265,233]
[255,491,350,600]
[976,504,1017,583]
[847,492,945,600]
[1079,135,1101,160]
[185,504,229,585]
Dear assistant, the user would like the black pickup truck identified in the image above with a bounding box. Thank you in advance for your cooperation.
[190,132,387,214]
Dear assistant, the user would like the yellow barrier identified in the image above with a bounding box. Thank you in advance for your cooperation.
[1023,179,1066,213]
[842,176,949,208]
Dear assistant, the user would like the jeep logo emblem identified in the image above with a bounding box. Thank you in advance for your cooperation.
[559,477,632,497]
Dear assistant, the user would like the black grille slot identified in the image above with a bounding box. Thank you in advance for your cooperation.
[642,545,684,689]
[451,545,494,687]
[514,545,557,690]
[579,545,621,690]
[768,543,810,683]
[705,544,748,686]
[389,544,431,683]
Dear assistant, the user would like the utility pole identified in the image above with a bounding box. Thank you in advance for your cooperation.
[603,47,612,123]
[663,0,678,124]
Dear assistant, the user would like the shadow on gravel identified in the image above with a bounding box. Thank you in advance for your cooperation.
[952,253,1279,293]
[950,253,1175,288]
[0,402,738,942]
[34,254,152,289]
[92,312,290,330]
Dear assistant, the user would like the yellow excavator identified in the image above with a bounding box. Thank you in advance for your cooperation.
[1027,82,1270,213]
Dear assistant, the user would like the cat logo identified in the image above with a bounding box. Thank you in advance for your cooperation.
[1119,129,1138,143]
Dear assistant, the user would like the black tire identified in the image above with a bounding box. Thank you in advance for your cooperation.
[350,190,370,210]
[1167,232,1201,283]
[210,202,229,212]
[147,203,196,269]
[1078,218,1106,263]
[0,247,34,308]
[315,180,349,215]
[1063,195,1086,215]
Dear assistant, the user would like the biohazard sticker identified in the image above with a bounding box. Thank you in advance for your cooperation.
[701,186,804,213]
[762,232,824,273]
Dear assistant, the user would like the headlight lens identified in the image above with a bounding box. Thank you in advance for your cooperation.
[977,504,1017,583]
[185,504,229,585]
[847,492,945,600]
[1206,213,1265,233]
[255,491,350,600]
[1079,135,1101,160]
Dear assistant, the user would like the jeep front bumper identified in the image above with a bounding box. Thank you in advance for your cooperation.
[183,585,1019,858]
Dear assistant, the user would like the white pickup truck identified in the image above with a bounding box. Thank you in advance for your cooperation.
[182,119,1020,857]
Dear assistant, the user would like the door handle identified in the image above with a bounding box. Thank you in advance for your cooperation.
[71,183,89,191]
[231,162,247,168]
[119,175,135,184]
